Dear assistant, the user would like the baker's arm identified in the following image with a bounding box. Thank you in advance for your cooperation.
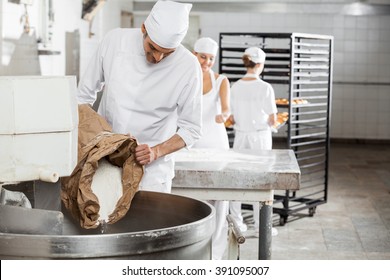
[268,113,277,126]
[135,134,186,165]
[77,48,105,105]
[215,77,231,123]
[136,60,203,166]
[77,30,117,105]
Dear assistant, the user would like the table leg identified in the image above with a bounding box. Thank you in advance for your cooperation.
[258,201,272,260]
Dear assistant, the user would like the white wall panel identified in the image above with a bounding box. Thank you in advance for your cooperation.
[1,0,389,140]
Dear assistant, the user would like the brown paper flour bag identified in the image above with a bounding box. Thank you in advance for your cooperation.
[61,104,144,229]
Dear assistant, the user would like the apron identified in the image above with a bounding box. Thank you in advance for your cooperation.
[193,70,229,149]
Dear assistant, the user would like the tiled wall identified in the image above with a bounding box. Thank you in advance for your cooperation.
[197,11,390,140]
[2,0,389,140]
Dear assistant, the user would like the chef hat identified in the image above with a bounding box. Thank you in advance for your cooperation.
[144,0,192,49]
[194,37,219,56]
[244,47,266,63]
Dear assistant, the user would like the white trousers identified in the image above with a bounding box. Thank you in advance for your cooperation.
[230,202,260,228]
[141,182,229,259]
[233,130,272,150]
[231,129,272,229]
[229,201,248,231]
[209,200,229,260]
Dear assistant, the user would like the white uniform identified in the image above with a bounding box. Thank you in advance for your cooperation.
[193,70,229,260]
[230,76,277,146]
[194,71,229,149]
[77,28,202,193]
[230,76,277,229]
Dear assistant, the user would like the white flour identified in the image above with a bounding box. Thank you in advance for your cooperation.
[91,158,123,223]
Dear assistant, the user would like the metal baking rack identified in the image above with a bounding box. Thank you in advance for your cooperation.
[219,32,333,225]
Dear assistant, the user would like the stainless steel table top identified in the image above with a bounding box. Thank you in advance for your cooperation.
[173,148,300,191]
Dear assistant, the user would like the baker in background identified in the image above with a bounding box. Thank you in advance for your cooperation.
[228,46,278,236]
[192,37,231,260]
[77,0,202,193]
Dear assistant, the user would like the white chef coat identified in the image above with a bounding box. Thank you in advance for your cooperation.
[230,77,277,133]
[77,28,203,191]
[193,70,229,149]
[230,76,276,150]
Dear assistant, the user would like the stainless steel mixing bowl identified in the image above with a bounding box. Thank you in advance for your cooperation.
[0,191,214,259]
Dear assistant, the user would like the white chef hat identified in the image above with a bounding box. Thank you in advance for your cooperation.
[144,0,192,49]
[244,47,266,63]
[194,37,219,56]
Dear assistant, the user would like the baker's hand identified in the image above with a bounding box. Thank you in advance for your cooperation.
[215,113,230,124]
[135,144,158,165]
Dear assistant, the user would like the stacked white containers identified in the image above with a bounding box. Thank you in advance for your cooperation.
[0,76,78,183]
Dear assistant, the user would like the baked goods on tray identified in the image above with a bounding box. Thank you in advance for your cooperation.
[272,112,289,131]
[275,98,308,105]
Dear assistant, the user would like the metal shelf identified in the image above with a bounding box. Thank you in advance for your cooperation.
[219,32,333,226]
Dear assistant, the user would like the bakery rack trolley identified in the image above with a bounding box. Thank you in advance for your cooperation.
[219,32,333,225]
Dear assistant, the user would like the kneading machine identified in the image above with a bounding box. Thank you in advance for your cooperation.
[0,76,214,259]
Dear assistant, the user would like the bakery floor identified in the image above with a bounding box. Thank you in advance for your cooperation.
[233,142,390,260]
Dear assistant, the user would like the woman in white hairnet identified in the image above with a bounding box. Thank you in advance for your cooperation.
[229,47,278,236]
[77,0,202,193]
[192,37,230,260]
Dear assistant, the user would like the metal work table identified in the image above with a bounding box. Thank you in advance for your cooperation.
[172,148,300,260]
